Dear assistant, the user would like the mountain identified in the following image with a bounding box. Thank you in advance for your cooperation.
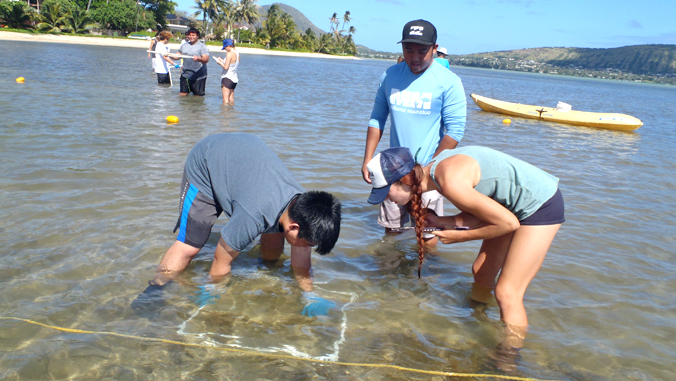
[356,45,399,59]
[448,45,676,75]
[257,3,326,36]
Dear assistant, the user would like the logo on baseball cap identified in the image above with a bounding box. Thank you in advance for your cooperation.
[398,19,437,46]
[366,147,415,205]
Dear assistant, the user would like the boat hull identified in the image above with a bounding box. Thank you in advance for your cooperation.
[471,94,643,131]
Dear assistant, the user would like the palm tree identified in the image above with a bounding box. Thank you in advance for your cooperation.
[278,12,296,47]
[263,4,284,47]
[254,28,270,47]
[234,0,260,32]
[0,1,35,29]
[328,12,337,33]
[341,10,350,31]
[64,6,96,34]
[317,32,332,54]
[37,3,68,33]
[302,28,316,51]
[332,28,343,42]
[192,0,218,34]
[343,34,356,55]
[215,0,234,38]
[348,25,356,35]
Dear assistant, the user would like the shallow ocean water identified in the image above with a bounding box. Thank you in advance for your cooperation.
[1,40,675,380]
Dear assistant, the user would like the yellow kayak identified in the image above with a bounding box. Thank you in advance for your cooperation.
[471,93,643,131]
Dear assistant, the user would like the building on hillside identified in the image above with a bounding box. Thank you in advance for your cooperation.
[165,14,191,34]
[18,0,43,12]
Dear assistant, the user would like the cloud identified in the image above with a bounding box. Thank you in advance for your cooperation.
[627,20,643,29]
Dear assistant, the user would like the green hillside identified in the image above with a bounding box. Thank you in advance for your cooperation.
[450,45,676,75]
[258,3,326,36]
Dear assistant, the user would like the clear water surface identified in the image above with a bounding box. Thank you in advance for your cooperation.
[1,40,675,380]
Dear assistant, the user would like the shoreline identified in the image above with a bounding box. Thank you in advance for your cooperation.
[0,31,360,60]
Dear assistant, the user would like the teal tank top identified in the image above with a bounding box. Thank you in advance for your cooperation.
[430,146,559,220]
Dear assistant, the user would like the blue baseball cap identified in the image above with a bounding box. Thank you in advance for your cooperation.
[222,39,234,49]
[366,147,415,205]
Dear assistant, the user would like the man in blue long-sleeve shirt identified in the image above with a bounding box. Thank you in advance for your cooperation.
[361,19,467,244]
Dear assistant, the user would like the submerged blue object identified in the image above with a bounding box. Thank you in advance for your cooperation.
[191,284,221,307]
[301,292,336,317]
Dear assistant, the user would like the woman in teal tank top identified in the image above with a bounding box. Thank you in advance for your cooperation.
[366,145,564,335]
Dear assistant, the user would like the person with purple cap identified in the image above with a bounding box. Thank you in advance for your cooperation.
[365,145,564,342]
[361,19,467,246]
[215,39,240,105]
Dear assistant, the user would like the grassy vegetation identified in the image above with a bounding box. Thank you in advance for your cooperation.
[1,28,338,54]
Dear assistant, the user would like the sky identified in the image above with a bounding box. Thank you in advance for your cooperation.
[173,0,676,55]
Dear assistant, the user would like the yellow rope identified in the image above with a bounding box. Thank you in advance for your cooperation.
[1,316,554,381]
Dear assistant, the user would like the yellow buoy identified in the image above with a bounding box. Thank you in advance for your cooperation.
[166,115,179,123]
[502,118,511,124]
[16,77,25,83]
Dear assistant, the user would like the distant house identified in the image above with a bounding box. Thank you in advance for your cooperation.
[165,14,191,34]
[19,0,44,12]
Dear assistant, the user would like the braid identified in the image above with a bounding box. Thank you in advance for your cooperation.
[403,164,427,278]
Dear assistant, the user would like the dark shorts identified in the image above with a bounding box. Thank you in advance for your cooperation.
[221,77,237,89]
[157,73,170,84]
[520,188,565,226]
[173,171,222,248]
[180,73,206,96]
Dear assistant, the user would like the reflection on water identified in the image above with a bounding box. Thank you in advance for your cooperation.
[1,40,676,380]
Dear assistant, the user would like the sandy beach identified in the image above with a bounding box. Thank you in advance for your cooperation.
[0,31,359,60]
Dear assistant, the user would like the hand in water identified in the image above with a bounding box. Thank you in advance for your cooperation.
[131,281,167,320]
[190,284,223,307]
[301,292,336,317]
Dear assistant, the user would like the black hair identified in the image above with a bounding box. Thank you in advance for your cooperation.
[288,191,341,255]
[186,27,201,38]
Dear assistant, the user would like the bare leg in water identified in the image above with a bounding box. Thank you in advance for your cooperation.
[472,224,560,370]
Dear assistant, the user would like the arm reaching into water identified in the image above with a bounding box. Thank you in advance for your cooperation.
[429,156,520,244]
[290,245,313,292]
[209,237,240,282]
[290,245,336,317]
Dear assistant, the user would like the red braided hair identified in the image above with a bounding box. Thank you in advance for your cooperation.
[401,164,427,278]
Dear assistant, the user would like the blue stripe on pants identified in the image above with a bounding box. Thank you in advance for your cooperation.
[177,184,199,242]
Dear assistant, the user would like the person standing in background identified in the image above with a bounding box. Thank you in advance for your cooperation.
[148,32,160,72]
[361,19,467,247]
[215,39,240,105]
[173,28,209,96]
[434,46,451,69]
[152,31,179,85]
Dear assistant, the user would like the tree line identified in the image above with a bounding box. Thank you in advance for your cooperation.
[256,6,355,54]
[0,0,174,34]
[190,3,356,55]
[1,0,357,55]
